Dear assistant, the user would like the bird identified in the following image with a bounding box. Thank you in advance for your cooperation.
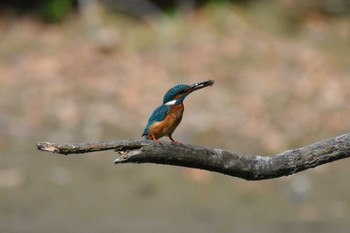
[142,80,214,143]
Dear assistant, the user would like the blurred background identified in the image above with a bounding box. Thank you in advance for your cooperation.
[0,0,350,232]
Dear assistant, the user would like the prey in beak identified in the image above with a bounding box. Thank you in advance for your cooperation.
[164,80,214,106]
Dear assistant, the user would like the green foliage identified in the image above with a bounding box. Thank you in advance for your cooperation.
[40,0,73,23]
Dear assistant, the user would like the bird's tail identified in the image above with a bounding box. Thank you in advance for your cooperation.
[141,131,149,140]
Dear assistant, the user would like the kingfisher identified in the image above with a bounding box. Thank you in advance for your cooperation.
[142,80,214,143]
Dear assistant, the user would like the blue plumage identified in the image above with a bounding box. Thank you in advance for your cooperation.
[142,85,189,139]
[142,104,171,138]
[163,84,189,104]
[142,80,214,142]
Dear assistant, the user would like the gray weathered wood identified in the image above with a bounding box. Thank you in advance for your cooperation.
[36,133,350,180]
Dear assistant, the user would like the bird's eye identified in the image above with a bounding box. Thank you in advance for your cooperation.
[180,88,189,94]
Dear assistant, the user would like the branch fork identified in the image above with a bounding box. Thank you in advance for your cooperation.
[37,133,350,180]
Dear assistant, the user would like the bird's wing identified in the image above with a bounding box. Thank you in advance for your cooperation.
[142,105,171,137]
[148,104,171,122]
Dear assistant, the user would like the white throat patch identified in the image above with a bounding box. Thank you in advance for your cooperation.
[164,99,177,106]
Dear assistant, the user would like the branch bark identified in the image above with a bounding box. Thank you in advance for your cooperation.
[36,133,350,180]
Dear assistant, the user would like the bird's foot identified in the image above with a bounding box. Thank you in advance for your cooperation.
[171,140,181,145]
[169,135,181,145]
[151,135,161,143]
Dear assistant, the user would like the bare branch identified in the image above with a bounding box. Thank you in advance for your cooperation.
[36,133,350,180]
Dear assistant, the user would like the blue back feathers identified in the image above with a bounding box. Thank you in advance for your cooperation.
[142,84,189,139]
[142,104,171,138]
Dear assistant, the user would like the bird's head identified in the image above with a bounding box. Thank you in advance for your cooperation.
[163,80,214,106]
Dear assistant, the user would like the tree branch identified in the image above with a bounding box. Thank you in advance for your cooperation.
[36,133,350,180]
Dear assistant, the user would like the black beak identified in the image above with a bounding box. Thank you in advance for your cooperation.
[185,80,214,95]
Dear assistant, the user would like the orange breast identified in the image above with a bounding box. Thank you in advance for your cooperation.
[149,104,184,139]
